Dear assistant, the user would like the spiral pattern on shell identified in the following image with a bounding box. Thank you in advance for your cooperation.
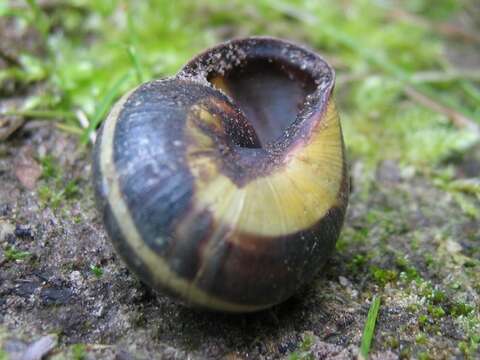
[93,37,349,312]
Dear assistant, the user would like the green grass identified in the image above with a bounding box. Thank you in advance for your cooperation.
[359,296,382,360]
[4,246,31,262]
[288,333,315,360]
[1,0,478,160]
[37,155,80,209]
[71,343,87,360]
[90,265,104,278]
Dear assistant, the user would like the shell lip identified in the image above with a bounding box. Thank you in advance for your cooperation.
[179,36,335,87]
[178,37,336,184]
[179,36,335,98]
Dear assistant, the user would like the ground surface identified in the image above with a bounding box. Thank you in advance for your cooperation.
[1,1,479,359]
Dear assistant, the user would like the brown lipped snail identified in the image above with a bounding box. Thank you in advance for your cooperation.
[93,37,349,312]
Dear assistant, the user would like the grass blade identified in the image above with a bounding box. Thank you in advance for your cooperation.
[359,296,381,360]
[126,45,145,84]
[81,71,133,144]
[3,109,76,120]
[125,2,145,84]
[25,0,50,39]
[55,123,83,135]
[460,81,480,106]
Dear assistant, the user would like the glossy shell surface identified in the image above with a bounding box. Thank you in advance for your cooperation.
[93,37,349,312]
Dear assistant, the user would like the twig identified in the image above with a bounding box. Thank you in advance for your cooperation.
[404,86,480,134]
[75,110,89,129]
[76,110,95,143]
[338,68,480,86]
[336,72,371,86]
[410,69,480,83]
[55,123,83,135]
[388,8,480,44]
[460,81,480,103]
[2,109,76,120]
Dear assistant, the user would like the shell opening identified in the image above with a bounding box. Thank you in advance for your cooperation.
[207,58,316,148]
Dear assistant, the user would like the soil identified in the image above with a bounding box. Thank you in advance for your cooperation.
[0,122,479,360]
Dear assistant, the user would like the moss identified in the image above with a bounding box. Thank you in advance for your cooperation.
[4,245,31,262]
[344,106,477,169]
[407,303,420,313]
[458,341,469,356]
[395,257,421,282]
[410,236,420,251]
[399,347,413,359]
[415,333,428,345]
[418,315,429,328]
[89,265,103,278]
[370,266,398,286]
[0,350,8,360]
[299,334,314,352]
[38,185,63,210]
[338,227,369,251]
[418,351,433,360]
[71,344,87,360]
[451,193,479,218]
[64,180,80,199]
[40,155,61,180]
[288,333,315,360]
[72,214,83,224]
[427,305,446,319]
[450,302,475,317]
[449,281,462,290]
[458,335,479,359]
[346,254,369,273]
[431,290,446,305]
[385,336,399,349]
[423,253,436,268]
[37,156,81,210]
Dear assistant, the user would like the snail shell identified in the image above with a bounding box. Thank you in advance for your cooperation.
[93,37,348,312]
